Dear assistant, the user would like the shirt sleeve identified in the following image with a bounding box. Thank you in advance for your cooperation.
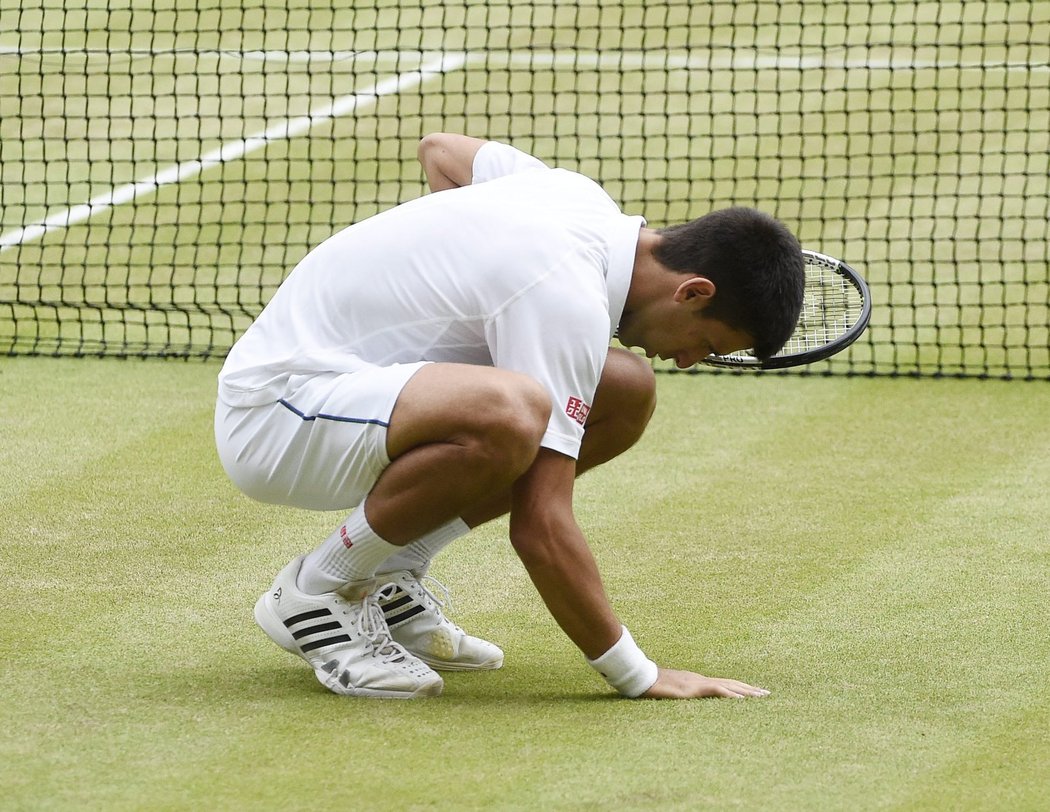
[472,141,550,184]
[485,269,611,460]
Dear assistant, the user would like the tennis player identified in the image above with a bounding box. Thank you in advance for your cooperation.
[215,133,804,699]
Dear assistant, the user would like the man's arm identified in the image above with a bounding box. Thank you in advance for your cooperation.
[509,449,622,659]
[510,449,771,699]
[417,133,489,192]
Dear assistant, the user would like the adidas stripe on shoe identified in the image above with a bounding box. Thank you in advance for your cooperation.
[254,556,443,699]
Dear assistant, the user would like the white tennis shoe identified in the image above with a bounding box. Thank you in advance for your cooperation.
[254,557,444,698]
[377,569,504,671]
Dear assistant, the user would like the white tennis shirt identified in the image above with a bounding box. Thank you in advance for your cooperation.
[218,142,645,458]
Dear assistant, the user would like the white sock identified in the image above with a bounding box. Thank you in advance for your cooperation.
[376,517,470,575]
[297,502,401,594]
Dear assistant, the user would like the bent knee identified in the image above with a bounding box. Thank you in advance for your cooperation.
[472,372,551,469]
[597,349,657,426]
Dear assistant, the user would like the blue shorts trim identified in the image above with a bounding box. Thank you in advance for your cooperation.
[278,398,390,427]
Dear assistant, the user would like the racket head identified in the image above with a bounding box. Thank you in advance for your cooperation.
[701,250,872,370]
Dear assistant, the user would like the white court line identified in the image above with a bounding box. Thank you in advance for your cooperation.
[0,52,469,253]
[3,44,1047,72]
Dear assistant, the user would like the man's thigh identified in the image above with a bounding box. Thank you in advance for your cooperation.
[384,362,551,461]
[214,361,429,510]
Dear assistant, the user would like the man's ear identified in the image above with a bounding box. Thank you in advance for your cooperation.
[673,277,716,307]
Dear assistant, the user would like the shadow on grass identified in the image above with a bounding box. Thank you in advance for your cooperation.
[139,657,623,711]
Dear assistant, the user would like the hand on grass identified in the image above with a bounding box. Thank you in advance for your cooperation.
[642,667,771,699]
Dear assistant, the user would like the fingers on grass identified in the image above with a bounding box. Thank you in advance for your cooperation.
[721,680,770,699]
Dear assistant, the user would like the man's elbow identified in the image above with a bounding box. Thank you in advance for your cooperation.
[418,133,489,191]
[417,133,462,191]
[417,132,467,170]
[416,132,447,166]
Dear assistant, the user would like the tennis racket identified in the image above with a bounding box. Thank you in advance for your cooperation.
[702,250,872,370]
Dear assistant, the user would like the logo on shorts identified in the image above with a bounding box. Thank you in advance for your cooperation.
[339,525,354,549]
[565,396,591,426]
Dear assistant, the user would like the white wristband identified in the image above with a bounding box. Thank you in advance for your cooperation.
[586,625,659,698]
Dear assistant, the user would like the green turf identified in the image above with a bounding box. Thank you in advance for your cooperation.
[2,357,1048,810]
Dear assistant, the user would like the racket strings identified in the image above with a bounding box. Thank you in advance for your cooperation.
[783,263,864,355]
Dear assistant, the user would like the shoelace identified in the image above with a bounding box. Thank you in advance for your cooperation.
[354,586,409,663]
[417,574,454,613]
[406,574,468,634]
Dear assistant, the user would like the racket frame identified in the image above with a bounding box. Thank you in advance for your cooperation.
[700,249,872,370]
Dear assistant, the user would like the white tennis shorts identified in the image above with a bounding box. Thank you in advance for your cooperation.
[214,361,430,511]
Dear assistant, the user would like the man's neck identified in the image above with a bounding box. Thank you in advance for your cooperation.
[624,228,669,315]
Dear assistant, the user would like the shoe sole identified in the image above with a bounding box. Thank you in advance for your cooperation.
[416,653,505,672]
[253,592,443,699]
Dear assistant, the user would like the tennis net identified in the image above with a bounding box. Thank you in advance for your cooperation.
[2,0,1047,378]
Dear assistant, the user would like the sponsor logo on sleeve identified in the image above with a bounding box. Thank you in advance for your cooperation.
[565,396,591,426]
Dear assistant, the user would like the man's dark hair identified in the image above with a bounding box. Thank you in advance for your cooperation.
[654,207,805,360]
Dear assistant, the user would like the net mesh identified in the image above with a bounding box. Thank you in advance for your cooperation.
[2,1,1048,378]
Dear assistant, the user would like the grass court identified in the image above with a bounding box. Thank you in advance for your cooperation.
[2,358,1048,809]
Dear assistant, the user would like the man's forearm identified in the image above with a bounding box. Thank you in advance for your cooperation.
[512,517,623,660]
[508,451,622,660]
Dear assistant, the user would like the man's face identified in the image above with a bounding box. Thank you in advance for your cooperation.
[618,278,755,369]
[634,312,754,369]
